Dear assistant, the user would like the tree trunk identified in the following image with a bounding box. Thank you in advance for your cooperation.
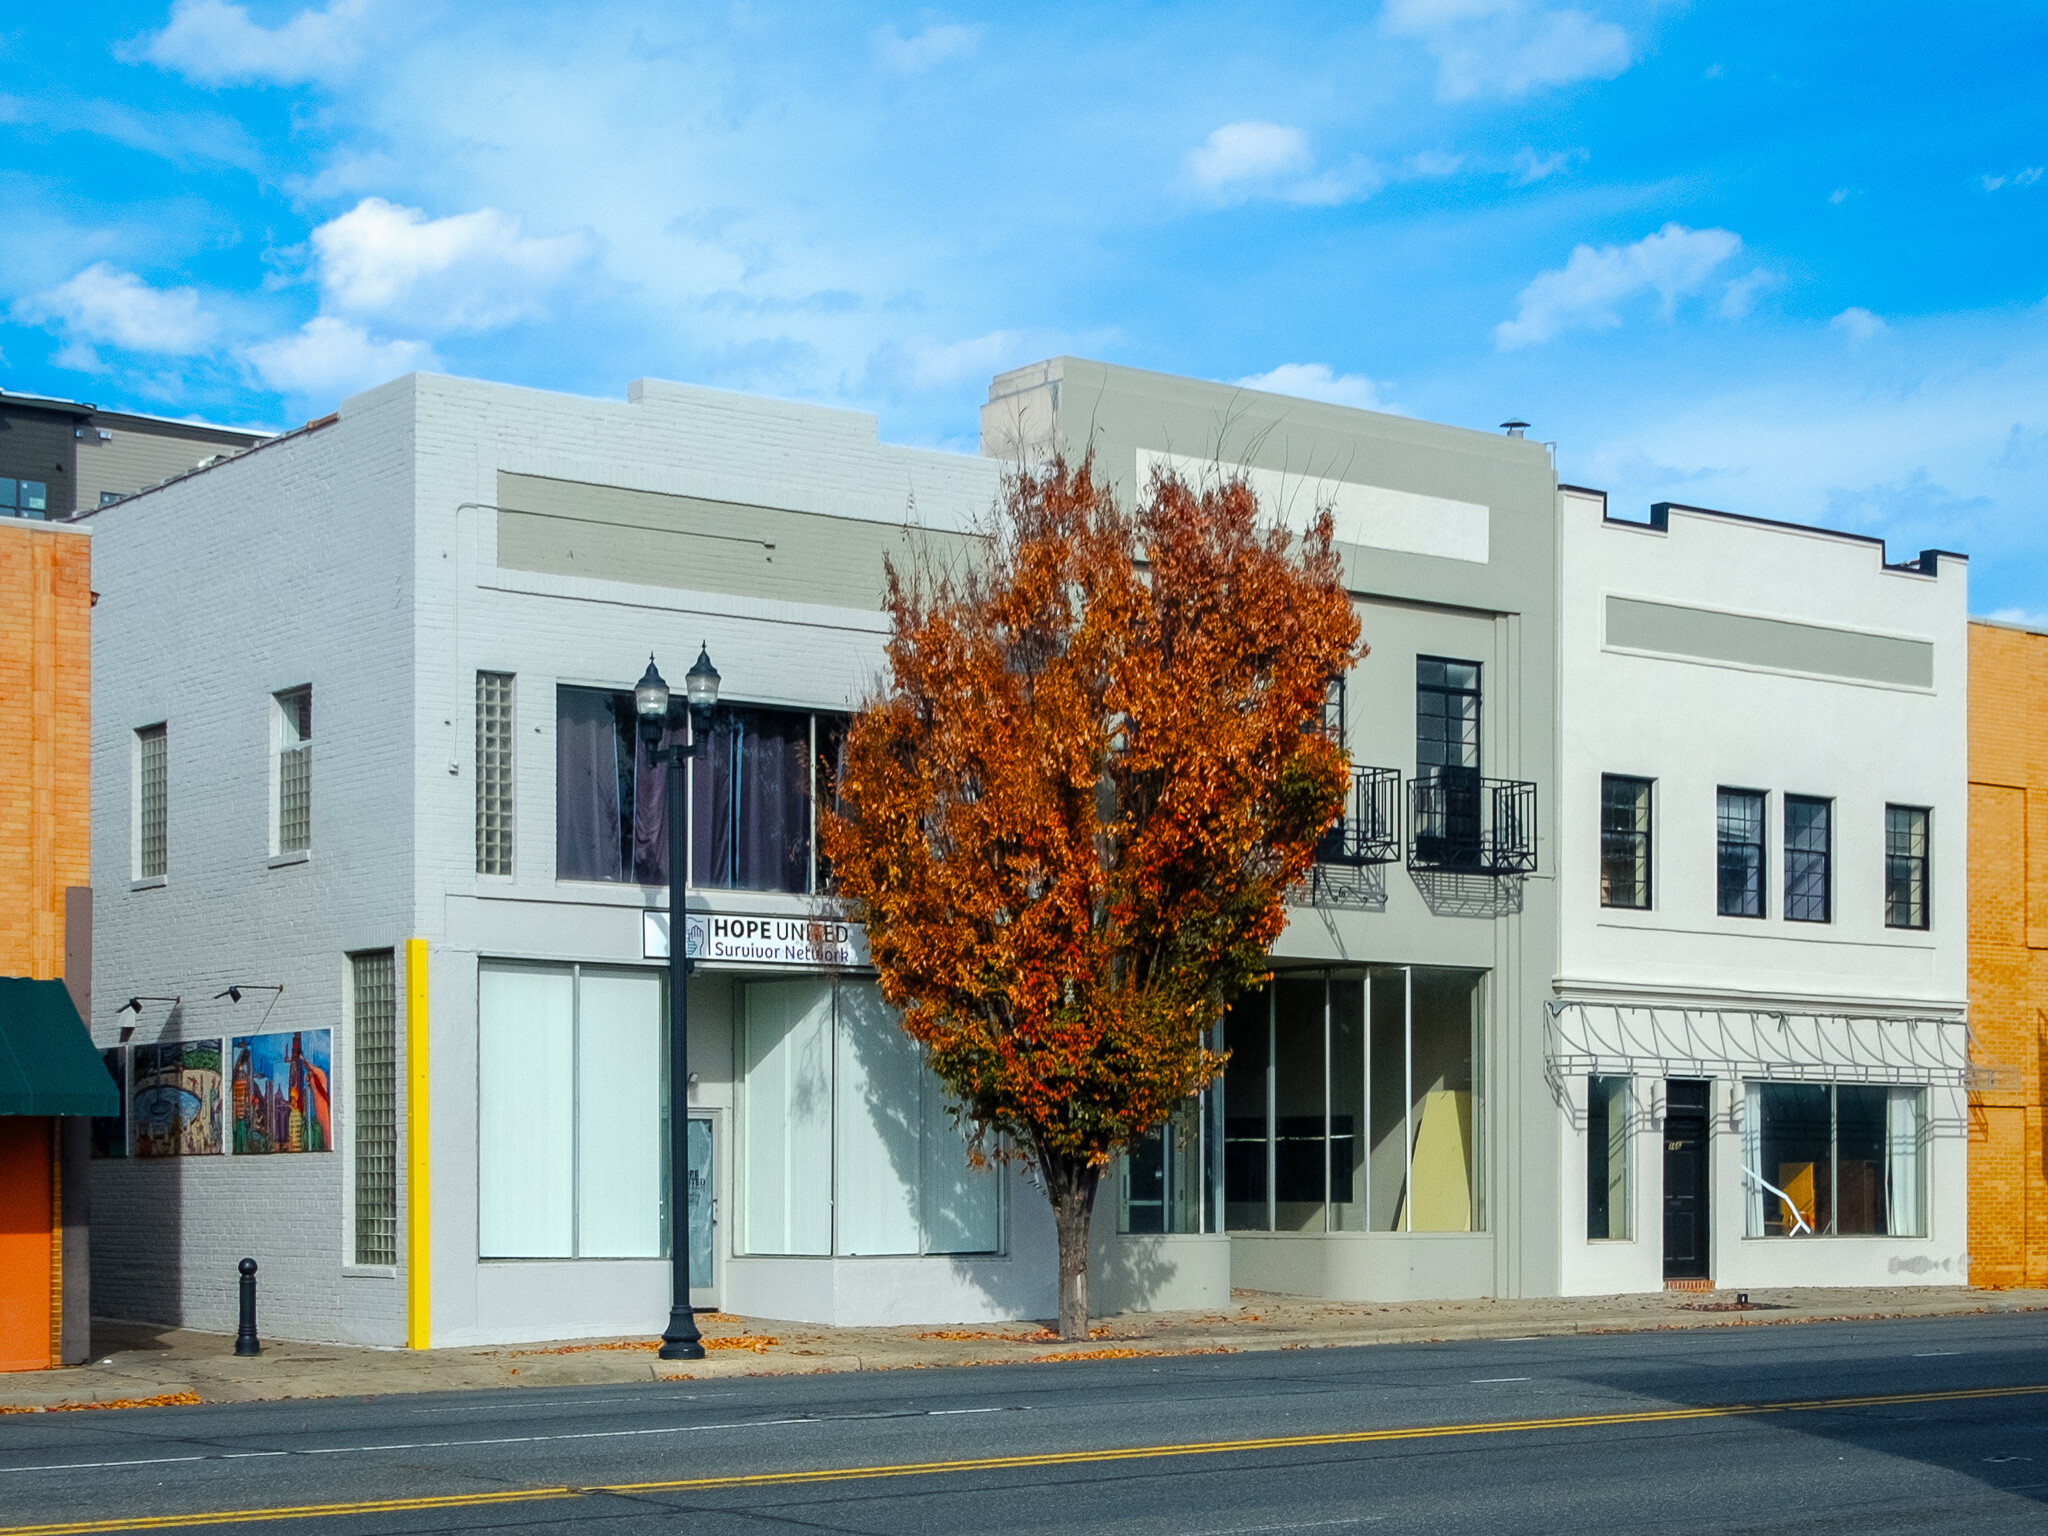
[1042,1151,1102,1340]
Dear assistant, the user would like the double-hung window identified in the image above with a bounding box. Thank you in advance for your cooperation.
[1716,788,1766,918]
[1886,805,1931,929]
[1599,775,1651,909]
[274,687,312,854]
[1784,795,1832,923]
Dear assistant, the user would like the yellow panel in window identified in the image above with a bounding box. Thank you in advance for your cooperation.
[1777,1161,1816,1234]
[1404,1090,1473,1232]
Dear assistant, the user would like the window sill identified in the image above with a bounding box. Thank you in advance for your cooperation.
[340,1264,399,1280]
[268,849,311,869]
[129,876,167,892]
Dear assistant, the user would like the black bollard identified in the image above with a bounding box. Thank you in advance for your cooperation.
[234,1258,261,1356]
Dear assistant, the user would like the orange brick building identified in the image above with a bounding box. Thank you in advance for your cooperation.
[0,517,100,1371]
[1968,617,2048,1286]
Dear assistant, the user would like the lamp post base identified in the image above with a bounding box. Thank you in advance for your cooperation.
[657,1305,706,1361]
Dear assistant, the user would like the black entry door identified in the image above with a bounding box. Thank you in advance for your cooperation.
[1662,1079,1710,1279]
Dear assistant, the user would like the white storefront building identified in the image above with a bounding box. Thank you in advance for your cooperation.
[79,366,1972,1350]
[1553,489,1970,1293]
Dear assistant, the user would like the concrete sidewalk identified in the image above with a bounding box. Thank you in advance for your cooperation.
[5,1286,2044,1413]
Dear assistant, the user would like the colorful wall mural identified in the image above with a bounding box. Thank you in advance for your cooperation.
[131,1039,223,1157]
[230,1030,332,1154]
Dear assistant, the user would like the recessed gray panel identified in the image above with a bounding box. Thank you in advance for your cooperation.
[496,472,980,611]
[1605,596,1932,688]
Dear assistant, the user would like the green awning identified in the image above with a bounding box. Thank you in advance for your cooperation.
[0,978,118,1117]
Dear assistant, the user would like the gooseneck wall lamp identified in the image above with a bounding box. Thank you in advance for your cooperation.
[635,645,721,1361]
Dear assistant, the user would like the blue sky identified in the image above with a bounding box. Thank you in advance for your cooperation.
[4,2,2045,615]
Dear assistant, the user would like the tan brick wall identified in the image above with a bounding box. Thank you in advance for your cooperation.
[1968,620,2048,1285]
[0,524,90,980]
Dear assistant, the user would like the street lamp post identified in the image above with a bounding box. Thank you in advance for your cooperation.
[635,645,722,1362]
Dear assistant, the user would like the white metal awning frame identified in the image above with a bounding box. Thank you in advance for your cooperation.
[1544,999,1970,1089]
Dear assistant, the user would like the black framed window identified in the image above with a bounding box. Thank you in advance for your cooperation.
[1784,795,1831,923]
[1885,805,1931,929]
[1416,657,1480,773]
[1717,788,1766,918]
[556,684,845,892]
[1320,676,1346,747]
[1599,775,1652,909]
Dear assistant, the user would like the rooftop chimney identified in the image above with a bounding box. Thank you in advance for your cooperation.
[1500,420,1529,438]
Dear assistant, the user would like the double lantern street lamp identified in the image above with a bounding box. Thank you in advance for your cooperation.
[634,644,722,1361]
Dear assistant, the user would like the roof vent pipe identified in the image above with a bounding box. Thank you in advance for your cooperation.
[1500,420,1529,438]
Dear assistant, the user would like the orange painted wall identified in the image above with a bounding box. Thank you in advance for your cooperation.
[0,1118,53,1371]
[1967,620,2048,1286]
[0,522,89,1371]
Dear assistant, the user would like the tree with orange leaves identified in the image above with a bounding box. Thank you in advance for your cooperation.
[820,455,1360,1338]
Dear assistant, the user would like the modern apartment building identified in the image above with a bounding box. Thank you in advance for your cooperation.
[1555,490,1969,1292]
[0,388,266,518]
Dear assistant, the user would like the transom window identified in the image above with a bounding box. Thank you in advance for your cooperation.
[1885,805,1931,929]
[1599,775,1652,909]
[1784,795,1832,923]
[1716,788,1766,918]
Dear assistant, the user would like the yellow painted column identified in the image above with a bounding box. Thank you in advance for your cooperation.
[405,938,431,1349]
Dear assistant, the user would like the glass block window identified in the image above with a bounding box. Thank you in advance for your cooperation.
[1784,795,1831,923]
[137,725,168,879]
[276,687,313,853]
[1599,774,1651,909]
[351,950,398,1266]
[476,672,515,876]
[1886,805,1931,930]
[1717,788,1766,918]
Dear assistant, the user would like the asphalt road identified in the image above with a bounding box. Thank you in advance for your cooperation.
[3,1311,2046,1535]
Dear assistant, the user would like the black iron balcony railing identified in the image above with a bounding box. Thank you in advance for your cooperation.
[1408,768,1538,875]
[1315,765,1402,866]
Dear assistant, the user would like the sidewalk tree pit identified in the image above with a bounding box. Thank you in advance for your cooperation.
[823,456,1360,1338]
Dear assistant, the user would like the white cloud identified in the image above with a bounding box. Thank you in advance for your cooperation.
[1719,268,1777,319]
[873,22,982,73]
[1237,363,1394,412]
[1830,306,1887,342]
[1494,223,1743,349]
[306,198,591,333]
[1981,167,2044,192]
[1182,122,1376,206]
[1829,187,1855,204]
[1986,607,2048,630]
[1382,0,1632,101]
[1406,149,1464,178]
[128,0,376,87]
[15,263,216,354]
[868,329,1032,393]
[242,317,436,399]
[1512,147,1582,183]
[1186,121,1312,194]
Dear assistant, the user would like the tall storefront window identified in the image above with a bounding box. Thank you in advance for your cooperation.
[556,685,846,891]
[1119,1098,1207,1235]
[739,977,1000,1257]
[477,962,666,1259]
[1225,968,1483,1234]
[1585,1075,1630,1240]
[1743,1082,1924,1238]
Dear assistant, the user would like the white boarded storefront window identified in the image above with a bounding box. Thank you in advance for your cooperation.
[742,977,999,1257]
[479,962,665,1259]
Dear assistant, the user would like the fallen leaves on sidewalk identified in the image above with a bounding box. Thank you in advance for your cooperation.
[702,1337,778,1354]
[0,1390,202,1414]
[1030,1346,1239,1363]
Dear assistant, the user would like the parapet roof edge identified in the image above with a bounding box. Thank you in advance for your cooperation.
[1970,615,2048,639]
[72,412,338,519]
[1573,487,1967,577]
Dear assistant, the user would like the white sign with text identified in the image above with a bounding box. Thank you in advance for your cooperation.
[643,910,867,968]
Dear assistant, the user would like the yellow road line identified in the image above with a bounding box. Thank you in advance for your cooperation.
[8,1381,2045,1535]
